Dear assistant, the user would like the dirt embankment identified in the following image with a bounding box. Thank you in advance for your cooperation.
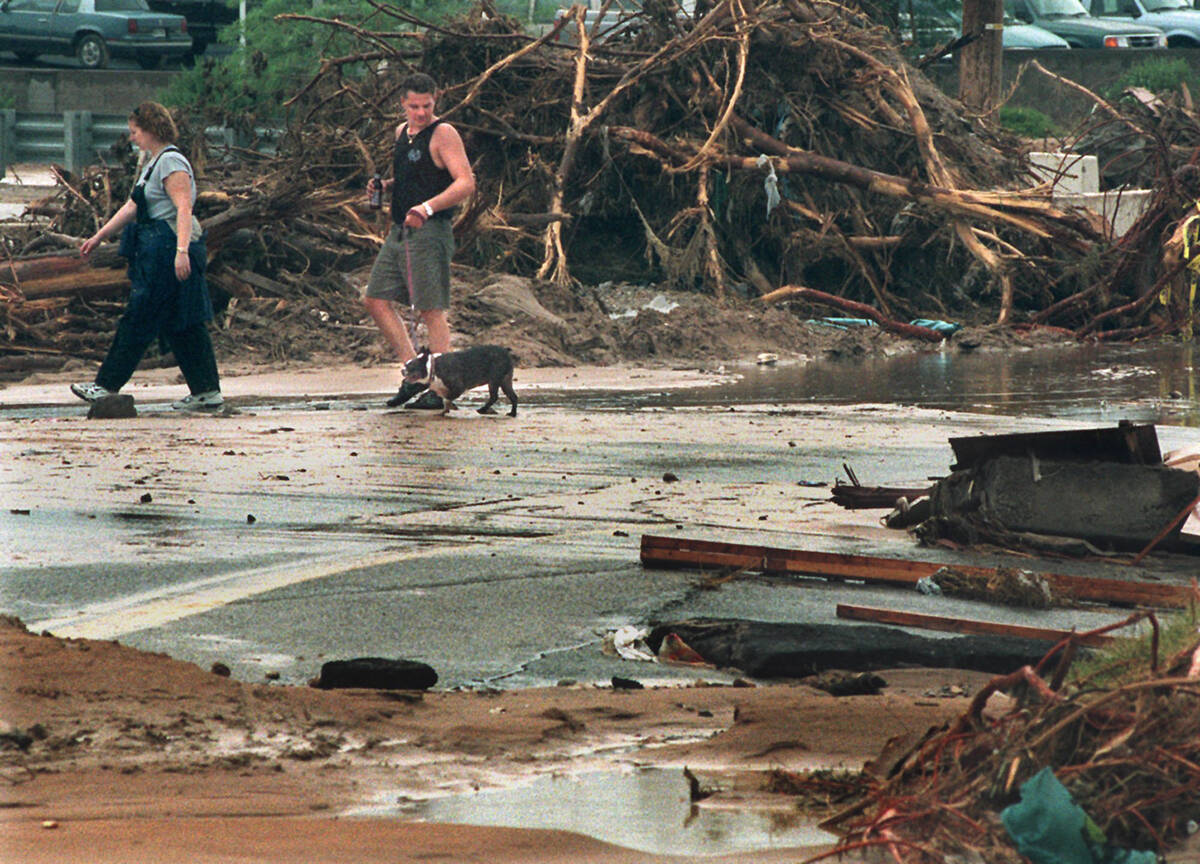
[0,614,994,863]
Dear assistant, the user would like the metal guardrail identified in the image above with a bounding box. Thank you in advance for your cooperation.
[0,111,280,179]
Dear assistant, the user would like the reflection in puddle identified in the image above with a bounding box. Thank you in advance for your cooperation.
[386,768,835,856]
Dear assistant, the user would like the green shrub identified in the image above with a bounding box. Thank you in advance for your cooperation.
[998,105,1058,139]
[1106,56,1200,101]
[157,0,474,127]
[1069,609,1199,691]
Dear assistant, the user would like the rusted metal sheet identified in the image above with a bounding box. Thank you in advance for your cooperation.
[835,603,1117,647]
[639,534,1193,608]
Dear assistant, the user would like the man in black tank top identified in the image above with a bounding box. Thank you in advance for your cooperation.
[364,73,476,409]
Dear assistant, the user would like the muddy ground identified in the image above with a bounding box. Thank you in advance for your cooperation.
[2,191,1190,863]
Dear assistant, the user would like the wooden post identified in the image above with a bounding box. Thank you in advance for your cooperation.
[958,0,1003,113]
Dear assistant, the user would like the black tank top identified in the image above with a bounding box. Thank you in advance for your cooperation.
[391,119,454,224]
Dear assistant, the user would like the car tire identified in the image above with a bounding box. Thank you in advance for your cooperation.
[75,33,109,69]
[136,54,165,70]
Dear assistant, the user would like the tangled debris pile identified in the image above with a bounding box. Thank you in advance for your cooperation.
[822,612,1200,863]
[5,0,1200,377]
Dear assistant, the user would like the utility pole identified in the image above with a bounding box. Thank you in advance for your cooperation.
[958,0,1003,113]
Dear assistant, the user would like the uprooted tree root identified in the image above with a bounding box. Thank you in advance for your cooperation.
[814,607,1200,863]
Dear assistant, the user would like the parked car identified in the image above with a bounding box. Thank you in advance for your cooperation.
[1087,0,1200,46]
[0,0,190,69]
[898,0,1071,51]
[144,0,233,57]
[996,13,1074,46]
[1005,0,1168,46]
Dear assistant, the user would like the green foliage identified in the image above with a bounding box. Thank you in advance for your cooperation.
[492,0,560,24]
[157,0,474,126]
[997,105,1058,139]
[1069,610,1199,691]
[0,89,14,110]
[1105,56,1200,101]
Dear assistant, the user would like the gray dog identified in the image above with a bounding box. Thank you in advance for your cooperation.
[402,345,518,417]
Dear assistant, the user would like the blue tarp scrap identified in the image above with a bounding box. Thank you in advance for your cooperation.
[1000,767,1156,864]
[805,317,879,330]
[909,318,962,335]
[804,317,961,334]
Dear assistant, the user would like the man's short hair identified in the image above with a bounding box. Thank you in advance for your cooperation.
[401,73,438,98]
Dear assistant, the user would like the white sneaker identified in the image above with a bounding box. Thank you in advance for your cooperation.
[71,382,114,403]
[172,390,223,411]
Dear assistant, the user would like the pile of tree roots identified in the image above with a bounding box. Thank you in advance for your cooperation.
[821,609,1200,862]
[5,0,1200,377]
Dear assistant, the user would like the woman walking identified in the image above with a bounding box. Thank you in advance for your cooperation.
[73,101,222,411]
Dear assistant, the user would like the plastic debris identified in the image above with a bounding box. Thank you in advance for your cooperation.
[908,318,961,335]
[915,575,943,595]
[656,632,713,667]
[1000,767,1156,864]
[601,625,656,662]
[643,293,679,314]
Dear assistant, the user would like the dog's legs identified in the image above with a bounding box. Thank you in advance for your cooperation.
[478,382,500,415]
[501,374,518,417]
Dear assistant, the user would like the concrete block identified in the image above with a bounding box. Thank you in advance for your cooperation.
[1055,188,1153,239]
[934,455,1199,550]
[1028,151,1100,194]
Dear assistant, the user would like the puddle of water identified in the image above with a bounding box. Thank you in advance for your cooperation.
[541,341,1200,427]
[3,341,1196,426]
[365,767,835,857]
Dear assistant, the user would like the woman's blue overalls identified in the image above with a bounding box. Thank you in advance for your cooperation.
[95,147,219,396]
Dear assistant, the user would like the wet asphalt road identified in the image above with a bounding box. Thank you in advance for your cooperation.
[3,349,1198,690]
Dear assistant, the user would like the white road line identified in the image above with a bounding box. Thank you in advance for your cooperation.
[29,549,438,641]
[29,530,626,641]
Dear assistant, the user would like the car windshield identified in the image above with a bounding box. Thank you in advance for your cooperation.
[1141,0,1191,9]
[1031,0,1090,16]
[95,0,151,11]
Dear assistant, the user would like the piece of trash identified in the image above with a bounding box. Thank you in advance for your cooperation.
[611,675,644,690]
[908,318,961,335]
[1001,767,1156,864]
[806,317,879,330]
[755,153,780,216]
[41,820,58,830]
[809,671,886,696]
[915,575,942,595]
[657,633,712,667]
[608,307,639,320]
[642,293,679,314]
[756,352,778,365]
[601,626,657,662]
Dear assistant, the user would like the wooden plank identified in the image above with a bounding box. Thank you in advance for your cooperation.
[639,534,1193,609]
[835,603,1117,648]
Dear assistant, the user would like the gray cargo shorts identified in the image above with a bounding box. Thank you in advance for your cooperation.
[364,219,453,310]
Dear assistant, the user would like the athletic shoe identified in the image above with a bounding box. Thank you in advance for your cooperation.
[386,379,426,408]
[404,391,445,412]
[172,390,224,411]
[71,382,114,403]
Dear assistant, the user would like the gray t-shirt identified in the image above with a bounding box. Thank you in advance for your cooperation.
[137,147,202,240]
